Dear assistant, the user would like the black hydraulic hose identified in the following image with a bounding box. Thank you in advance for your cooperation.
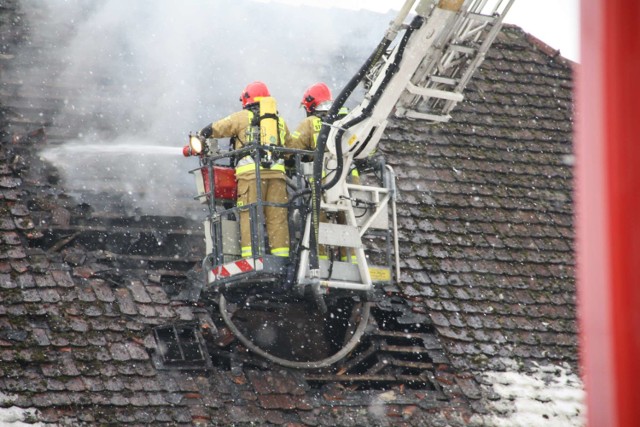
[219,294,372,369]
[318,15,423,192]
[307,35,395,271]
[288,17,420,206]
[306,15,423,271]
[313,35,395,182]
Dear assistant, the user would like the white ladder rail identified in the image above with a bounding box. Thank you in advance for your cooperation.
[442,0,515,113]
[395,0,515,122]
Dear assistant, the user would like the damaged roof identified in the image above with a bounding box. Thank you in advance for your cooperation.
[0,1,583,426]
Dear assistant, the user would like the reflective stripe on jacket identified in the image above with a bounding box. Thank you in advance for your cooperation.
[291,115,322,151]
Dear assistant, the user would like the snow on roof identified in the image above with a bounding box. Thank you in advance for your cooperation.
[478,360,585,427]
[0,393,41,426]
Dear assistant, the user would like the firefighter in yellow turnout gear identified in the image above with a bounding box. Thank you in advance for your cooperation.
[290,83,359,261]
[291,83,333,150]
[290,83,332,259]
[290,83,358,180]
[199,81,292,258]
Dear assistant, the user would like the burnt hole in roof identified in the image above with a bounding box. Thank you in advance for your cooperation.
[23,178,205,287]
[307,302,443,390]
[219,298,357,364]
[373,304,434,334]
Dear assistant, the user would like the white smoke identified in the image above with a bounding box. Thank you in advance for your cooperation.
[19,0,390,215]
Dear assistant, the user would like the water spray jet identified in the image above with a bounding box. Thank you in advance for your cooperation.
[41,143,184,160]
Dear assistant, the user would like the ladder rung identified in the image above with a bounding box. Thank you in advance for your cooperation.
[392,0,512,125]
[430,75,457,85]
[448,44,476,55]
[396,109,452,123]
[405,82,464,102]
[467,12,498,24]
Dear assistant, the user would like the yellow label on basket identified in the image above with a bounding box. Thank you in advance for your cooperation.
[348,135,358,146]
[369,267,391,282]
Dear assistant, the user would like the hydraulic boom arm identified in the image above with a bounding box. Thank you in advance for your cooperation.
[305,0,513,278]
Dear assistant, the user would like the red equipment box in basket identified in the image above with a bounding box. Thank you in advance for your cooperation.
[194,166,237,201]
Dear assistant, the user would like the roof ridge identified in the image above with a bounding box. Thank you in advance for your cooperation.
[503,23,576,67]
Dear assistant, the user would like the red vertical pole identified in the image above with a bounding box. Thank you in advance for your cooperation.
[577,1,640,426]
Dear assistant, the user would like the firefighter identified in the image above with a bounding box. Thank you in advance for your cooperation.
[290,83,359,182]
[198,81,292,258]
[290,82,333,152]
[290,83,360,261]
[289,83,332,259]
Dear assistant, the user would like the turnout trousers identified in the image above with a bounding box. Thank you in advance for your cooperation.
[236,171,289,257]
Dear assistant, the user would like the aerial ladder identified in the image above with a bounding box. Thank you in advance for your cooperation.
[171,0,514,369]
[300,0,514,298]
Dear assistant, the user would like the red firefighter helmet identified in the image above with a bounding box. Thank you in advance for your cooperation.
[301,82,332,113]
[239,81,270,108]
